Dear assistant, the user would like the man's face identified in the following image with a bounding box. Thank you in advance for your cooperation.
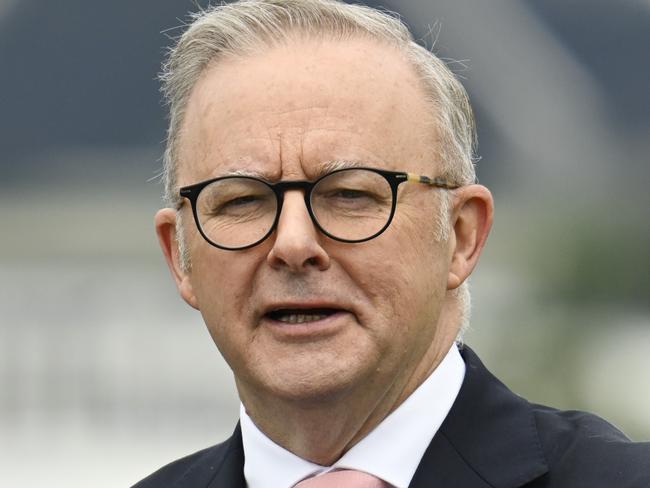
[167,38,464,407]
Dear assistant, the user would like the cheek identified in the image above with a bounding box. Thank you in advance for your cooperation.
[347,234,439,326]
[189,247,256,328]
[375,217,449,315]
[398,203,449,275]
[190,256,258,369]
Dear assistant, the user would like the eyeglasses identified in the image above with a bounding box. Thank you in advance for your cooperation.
[178,167,460,251]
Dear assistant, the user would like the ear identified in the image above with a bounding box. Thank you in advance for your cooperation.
[154,208,199,309]
[447,185,494,290]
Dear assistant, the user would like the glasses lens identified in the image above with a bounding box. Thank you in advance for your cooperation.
[311,169,393,241]
[196,177,277,249]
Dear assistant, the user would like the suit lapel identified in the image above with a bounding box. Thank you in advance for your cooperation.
[205,424,246,488]
[171,424,246,488]
[409,346,548,488]
[409,431,493,487]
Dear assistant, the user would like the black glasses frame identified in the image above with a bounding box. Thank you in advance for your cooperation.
[179,167,460,251]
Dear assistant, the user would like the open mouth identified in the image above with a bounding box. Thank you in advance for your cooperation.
[266,308,340,324]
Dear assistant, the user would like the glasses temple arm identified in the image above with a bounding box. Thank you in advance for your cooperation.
[405,172,462,190]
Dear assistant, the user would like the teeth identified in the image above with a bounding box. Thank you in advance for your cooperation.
[276,313,328,324]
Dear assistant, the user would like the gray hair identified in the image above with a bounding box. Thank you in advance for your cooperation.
[161,0,478,337]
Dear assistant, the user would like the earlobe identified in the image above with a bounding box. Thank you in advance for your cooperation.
[178,276,199,310]
[154,208,199,310]
[447,185,494,290]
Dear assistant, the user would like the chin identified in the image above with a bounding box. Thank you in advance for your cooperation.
[255,358,367,405]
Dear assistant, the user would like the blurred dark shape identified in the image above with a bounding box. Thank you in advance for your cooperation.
[0,0,183,179]
[525,0,650,129]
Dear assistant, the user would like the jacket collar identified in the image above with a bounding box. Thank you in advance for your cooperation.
[410,345,549,487]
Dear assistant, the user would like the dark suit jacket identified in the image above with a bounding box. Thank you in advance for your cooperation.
[133,346,650,487]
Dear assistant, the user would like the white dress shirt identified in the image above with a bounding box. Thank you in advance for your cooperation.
[241,343,465,488]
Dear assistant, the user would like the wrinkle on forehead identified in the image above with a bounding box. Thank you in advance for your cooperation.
[178,36,438,186]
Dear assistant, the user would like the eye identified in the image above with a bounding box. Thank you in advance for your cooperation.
[319,187,387,213]
[312,169,392,215]
[324,185,387,202]
[222,194,261,208]
[330,188,372,200]
[210,192,270,216]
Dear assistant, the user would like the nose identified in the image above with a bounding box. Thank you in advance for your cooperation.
[266,191,331,272]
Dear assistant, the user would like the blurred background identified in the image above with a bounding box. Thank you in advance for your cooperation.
[1,0,648,486]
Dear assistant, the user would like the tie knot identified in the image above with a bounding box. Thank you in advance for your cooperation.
[293,469,389,487]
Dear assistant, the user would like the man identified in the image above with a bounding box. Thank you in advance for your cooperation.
[135,1,649,486]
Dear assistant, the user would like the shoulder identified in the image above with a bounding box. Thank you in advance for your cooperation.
[131,428,245,488]
[453,345,650,488]
[531,404,650,487]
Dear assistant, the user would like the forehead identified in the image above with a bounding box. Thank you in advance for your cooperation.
[178,36,437,184]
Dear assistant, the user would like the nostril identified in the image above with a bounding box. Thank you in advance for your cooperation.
[266,230,331,272]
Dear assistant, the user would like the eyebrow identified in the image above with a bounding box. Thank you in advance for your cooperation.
[314,159,366,178]
[219,159,368,181]
[224,168,270,179]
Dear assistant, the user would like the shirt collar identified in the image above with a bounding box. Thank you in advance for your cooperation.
[241,343,465,488]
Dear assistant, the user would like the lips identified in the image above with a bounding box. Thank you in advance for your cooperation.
[259,302,354,339]
[266,308,340,324]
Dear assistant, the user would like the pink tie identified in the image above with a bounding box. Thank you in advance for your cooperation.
[293,469,389,487]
